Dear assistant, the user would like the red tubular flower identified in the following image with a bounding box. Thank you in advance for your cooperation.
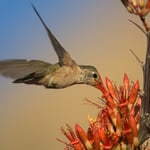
[129,114,139,147]
[58,125,83,150]
[123,120,133,147]
[116,112,122,135]
[61,126,74,142]
[128,80,139,111]
[124,73,129,99]
[129,80,139,104]
[93,131,100,150]
[99,127,112,150]
[96,77,115,109]
[75,124,93,150]
[105,77,117,100]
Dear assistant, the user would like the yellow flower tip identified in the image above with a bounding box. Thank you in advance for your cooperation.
[133,137,139,147]
[111,117,117,127]
[130,0,137,8]
[127,6,134,13]
[115,145,121,150]
[88,114,96,123]
[128,103,132,112]
[131,0,138,7]
[88,114,91,121]
[121,142,127,150]
[85,140,93,150]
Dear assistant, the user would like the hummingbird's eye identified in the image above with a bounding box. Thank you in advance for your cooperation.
[93,73,97,79]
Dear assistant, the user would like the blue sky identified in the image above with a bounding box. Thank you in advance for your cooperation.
[0,0,108,59]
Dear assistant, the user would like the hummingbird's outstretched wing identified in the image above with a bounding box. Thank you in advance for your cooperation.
[0,59,51,80]
[32,4,75,66]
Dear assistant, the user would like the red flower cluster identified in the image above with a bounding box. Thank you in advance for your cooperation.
[58,74,141,149]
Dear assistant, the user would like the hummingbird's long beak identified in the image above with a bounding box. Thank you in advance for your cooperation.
[94,74,103,90]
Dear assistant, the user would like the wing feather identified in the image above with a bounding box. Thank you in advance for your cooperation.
[0,59,51,79]
[32,4,75,66]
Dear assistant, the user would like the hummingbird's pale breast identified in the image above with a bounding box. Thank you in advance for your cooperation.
[44,65,81,88]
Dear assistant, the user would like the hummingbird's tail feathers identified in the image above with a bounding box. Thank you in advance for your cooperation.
[0,59,51,80]
[32,4,74,66]
[13,72,44,85]
[13,72,35,83]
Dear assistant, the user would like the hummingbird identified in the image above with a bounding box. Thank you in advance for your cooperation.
[0,5,101,89]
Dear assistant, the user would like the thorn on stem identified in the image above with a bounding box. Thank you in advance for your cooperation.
[129,49,145,71]
[129,19,147,36]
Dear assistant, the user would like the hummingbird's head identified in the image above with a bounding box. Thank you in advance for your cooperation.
[79,65,101,88]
